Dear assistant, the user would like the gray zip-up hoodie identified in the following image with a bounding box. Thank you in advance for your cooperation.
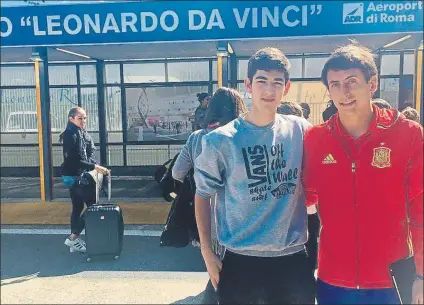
[194,114,311,257]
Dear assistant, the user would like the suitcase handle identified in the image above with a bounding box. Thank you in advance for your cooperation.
[94,172,111,204]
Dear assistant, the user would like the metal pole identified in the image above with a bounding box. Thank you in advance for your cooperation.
[96,60,108,166]
[33,47,53,201]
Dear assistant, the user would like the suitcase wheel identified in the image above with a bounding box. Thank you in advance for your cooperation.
[114,255,119,260]
[86,257,92,262]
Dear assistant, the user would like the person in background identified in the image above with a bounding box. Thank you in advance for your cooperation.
[402,107,421,124]
[372,98,393,110]
[194,93,212,130]
[322,100,338,122]
[60,107,109,253]
[300,102,311,120]
[172,87,248,304]
[303,42,423,304]
[277,101,303,117]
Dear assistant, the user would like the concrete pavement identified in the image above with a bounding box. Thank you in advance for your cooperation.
[1,201,171,225]
[1,226,209,304]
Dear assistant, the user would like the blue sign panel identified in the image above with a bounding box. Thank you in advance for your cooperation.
[1,1,423,47]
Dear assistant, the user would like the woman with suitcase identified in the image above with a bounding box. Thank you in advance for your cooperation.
[172,87,248,304]
[60,107,109,253]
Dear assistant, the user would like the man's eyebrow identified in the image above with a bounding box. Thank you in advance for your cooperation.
[329,74,360,85]
[254,76,268,80]
[274,78,285,82]
[345,75,358,80]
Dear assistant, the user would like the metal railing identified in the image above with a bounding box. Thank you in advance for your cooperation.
[0,144,183,167]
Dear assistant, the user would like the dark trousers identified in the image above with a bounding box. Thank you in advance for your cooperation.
[69,184,96,235]
[202,280,218,304]
[217,250,316,305]
[316,279,399,304]
[305,213,320,275]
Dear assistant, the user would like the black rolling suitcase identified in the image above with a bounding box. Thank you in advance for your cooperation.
[84,172,124,262]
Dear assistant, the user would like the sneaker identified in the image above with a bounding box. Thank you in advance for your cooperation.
[65,237,86,253]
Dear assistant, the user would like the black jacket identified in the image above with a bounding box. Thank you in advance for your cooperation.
[61,122,97,176]
[194,106,207,130]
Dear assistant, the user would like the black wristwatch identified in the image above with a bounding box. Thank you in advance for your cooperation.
[416,274,424,281]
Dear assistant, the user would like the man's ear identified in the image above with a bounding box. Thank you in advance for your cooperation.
[245,78,252,94]
[284,80,291,96]
[369,75,378,94]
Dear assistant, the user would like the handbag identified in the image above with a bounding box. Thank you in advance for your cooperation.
[160,169,197,248]
[154,158,173,184]
[156,153,182,202]
[73,170,104,204]
[389,255,416,304]
[389,202,417,305]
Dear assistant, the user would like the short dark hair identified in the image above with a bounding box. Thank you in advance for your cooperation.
[372,98,392,110]
[204,87,247,127]
[321,41,378,88]
[68,106,85,118]
[322,100,338,122]
[300,103,310,112]
[277,102,303,117]
[197,92,210,103]
[248,47,290,83]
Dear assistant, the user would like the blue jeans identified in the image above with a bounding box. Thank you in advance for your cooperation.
[317,279,399,304]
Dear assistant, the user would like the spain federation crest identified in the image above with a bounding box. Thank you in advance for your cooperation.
[371,147,392,168]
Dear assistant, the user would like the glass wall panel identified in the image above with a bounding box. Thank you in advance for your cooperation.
[123,63,166,83]
[238,60,249,80]
[168,61,209,82]
[381,54,400,76]
[79,64,97,85]
[49,65,77,85]
[1,146,39,167]
[125,85,208,141]
[288,58,303,79]
[403,53,415,75]
[284,81,330,105]
[105,64,121,84]
[105,86,123,143]
[107,145,124,166]
[1,66,35,86]
[305,57,328,78]
[50,87,78,135]
[0,88,38,144]
[80,87,99,136]
[380,78,400,109]
[212,60,217,81]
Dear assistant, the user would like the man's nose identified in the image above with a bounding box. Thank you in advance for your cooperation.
[342,83,352,97]
[264,83,276,95]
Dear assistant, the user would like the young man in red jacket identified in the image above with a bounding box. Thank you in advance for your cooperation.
[302,42,423,304]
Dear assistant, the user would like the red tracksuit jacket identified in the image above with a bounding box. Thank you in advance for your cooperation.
[303,105,423,289]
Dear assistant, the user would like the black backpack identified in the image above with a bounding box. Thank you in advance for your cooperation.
[160,169,198,248]
[154,153,182,202]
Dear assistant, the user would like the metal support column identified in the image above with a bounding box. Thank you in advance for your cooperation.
[96,60,108,166]
[217,41,229,87]
[414,43,423,123]
[228,43,238,88]
[33,47,53,201]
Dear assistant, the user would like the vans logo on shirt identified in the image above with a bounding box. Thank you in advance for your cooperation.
[271,182,297,199]
[242,143,298,202]
[322,154,337,164]
[242,145,271,188]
